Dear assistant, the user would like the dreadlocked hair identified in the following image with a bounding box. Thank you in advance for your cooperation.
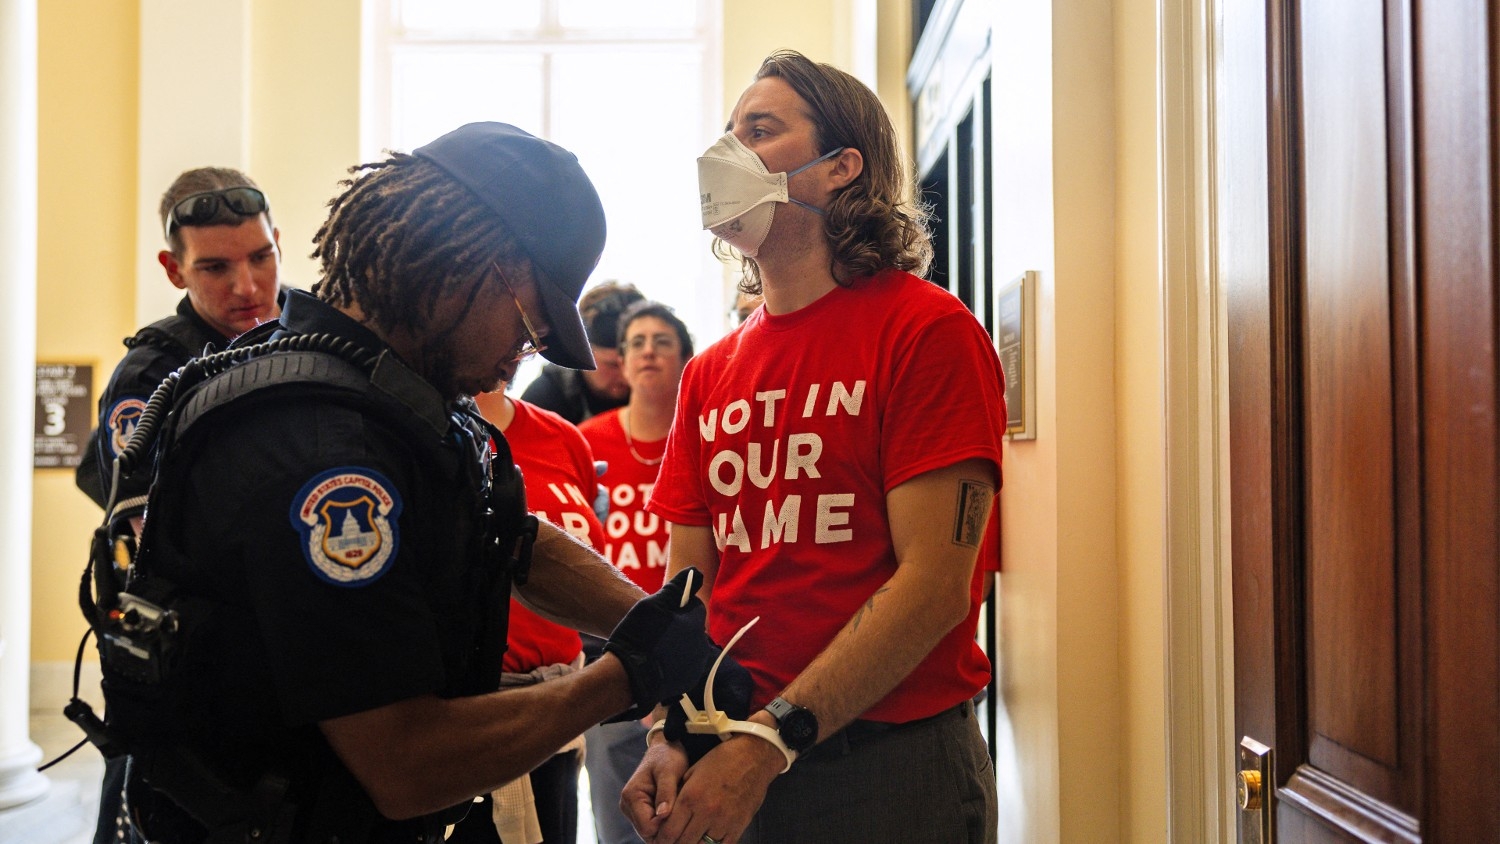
[312,153,526,336]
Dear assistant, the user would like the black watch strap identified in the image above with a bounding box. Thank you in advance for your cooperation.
[765,696,797,721]
[765,696,819,752]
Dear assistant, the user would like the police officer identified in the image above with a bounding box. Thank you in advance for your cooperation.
[76,166,282,522]
[108,123,718,843]
[74,166,282,844]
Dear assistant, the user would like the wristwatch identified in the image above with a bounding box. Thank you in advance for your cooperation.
[765,696,819,753]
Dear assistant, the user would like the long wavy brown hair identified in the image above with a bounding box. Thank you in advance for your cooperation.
[723,50,933,294]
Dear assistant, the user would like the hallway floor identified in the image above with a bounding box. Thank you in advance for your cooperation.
[0,707,102,844]
[1,706,599,844]
[5,698,1022,843]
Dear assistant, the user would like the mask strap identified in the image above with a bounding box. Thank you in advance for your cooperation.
[784,146,847,217]
[787,146,846,179]
[788,198,828,216]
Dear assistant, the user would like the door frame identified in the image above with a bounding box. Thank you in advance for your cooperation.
[1161,0,1240,840]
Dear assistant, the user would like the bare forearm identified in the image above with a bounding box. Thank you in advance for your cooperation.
[778,562,971,737]
[768,461,995,740]
[665,523,718,602]
[514,520,644,637]
[322,654,633,819]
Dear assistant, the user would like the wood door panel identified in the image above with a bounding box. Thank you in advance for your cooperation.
[1299,0,1402,782]
[1415,0,1500,838]
[1228,0,1499,840]
[1278,765,1419,842]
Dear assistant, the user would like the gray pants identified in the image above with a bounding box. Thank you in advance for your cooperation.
[743,700,998,844]
[583,719,648,844]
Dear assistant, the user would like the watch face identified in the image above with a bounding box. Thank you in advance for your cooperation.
[780,707,819,752]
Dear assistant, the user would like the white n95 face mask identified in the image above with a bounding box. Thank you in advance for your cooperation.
[697,132,844,257]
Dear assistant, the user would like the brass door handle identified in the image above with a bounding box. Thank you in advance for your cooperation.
[1238,769,1263,810]
[1238,736,1273,844]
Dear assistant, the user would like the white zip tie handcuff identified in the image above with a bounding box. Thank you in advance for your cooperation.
[648,570,797,772]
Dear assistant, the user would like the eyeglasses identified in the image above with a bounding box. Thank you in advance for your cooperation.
[624,334,681,355]
[163,187,269,239]
[493,262,549,362]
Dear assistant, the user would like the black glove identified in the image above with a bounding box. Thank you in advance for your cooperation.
[662,650,754,764]
[603,568,719,721]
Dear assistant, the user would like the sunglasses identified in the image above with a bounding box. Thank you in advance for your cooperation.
[492,262,549,363]
[163,187,269,239]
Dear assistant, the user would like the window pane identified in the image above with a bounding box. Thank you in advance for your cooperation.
[558,0,698,29]
[398,0,540,32]
[373,2,727,371]
[551,50,721,344]
[390,50,545,152]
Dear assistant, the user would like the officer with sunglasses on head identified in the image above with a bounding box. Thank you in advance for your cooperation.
[76,167,283,519]
[74,167,283,844]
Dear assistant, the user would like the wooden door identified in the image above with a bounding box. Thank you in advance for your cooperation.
[1225,0,1500,841]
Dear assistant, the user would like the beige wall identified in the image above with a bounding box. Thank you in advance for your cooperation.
[1114,0,1169,839]
[719,0,911,179]
[247,0,362,289]
[990,0,1064,837]
[1051,0,1125,836]
[32,0,139,663]
[991,0,1172,840]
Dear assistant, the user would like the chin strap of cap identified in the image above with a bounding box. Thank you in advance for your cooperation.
[671,614,796,773]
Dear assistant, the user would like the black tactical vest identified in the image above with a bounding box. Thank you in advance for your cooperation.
[77,332,534,844]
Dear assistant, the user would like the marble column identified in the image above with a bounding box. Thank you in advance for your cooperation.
[0,0,45,811]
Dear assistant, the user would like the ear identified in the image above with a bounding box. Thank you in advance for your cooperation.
[158,249,188,290]
[272,226,282,257]
[827,147,864,191]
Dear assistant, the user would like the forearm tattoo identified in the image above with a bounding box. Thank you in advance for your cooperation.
[852,586,889,631]
[952,479,995,548]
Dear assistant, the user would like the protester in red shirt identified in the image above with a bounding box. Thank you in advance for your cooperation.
[578,300,694,844]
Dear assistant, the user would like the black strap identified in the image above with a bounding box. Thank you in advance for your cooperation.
[170,348,449,453]
[124,313,218,358]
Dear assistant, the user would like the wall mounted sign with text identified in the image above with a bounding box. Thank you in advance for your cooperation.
[35,362,93,470]
[996,272,1037,440]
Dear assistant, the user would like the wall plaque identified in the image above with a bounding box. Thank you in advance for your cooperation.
[996,272,1037,440]
[35,362,93,469]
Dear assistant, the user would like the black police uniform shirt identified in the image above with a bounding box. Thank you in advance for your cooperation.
[135,290,498,835]
[74,295,227,511]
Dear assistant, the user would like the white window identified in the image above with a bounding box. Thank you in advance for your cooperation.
[364,0,726,388]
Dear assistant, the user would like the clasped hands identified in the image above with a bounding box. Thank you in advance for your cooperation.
[602,567,720,720]
[603,578,786,844]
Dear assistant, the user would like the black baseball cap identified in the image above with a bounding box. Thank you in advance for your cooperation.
[414,122,606,370]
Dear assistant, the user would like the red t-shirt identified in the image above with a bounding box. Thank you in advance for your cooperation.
[579,408,670,594]
[648,269,1006,722]
[499,400,602,673]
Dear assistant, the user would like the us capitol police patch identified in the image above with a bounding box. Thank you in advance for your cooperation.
[106,397,147,458]
[290,467,403,586]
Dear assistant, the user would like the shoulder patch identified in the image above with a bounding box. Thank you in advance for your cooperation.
[290,467,403,587]
[106,397,148,458]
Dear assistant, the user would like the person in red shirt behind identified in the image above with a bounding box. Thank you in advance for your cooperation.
[577,301,694,844]
[451,385,609,844]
